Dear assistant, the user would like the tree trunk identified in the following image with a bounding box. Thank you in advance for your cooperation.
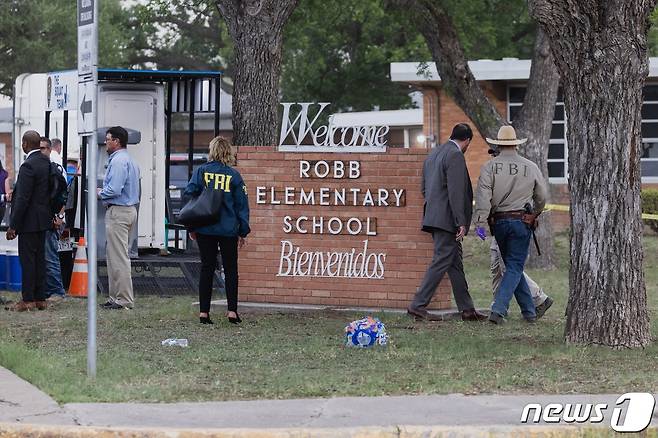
[515,29,559,269]
[396,0,558,269]
[231,31,284,146]
[530,0,654,347]
[216,0,299,146]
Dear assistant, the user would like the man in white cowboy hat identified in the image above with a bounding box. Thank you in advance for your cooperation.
[474,125,547,324]
[485,147,554,318]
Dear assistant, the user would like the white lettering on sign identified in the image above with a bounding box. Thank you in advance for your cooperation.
[277,240,386,279]
[299,160,360,179]
[520,393,656,433]
[47,71,78,111]
[257,186,404,208]
[279,103,389,152]
[256,186,266,204]
[261,160,405,281]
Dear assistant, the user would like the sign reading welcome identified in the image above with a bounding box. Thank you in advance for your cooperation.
[278,103,389,153]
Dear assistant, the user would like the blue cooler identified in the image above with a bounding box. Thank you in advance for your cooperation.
[7,248,21,292]
[0,248,6,290]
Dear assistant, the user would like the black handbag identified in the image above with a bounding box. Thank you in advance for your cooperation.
[177,187,224,229]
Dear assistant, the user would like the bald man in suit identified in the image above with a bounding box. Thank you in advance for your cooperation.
[5,130,53,311]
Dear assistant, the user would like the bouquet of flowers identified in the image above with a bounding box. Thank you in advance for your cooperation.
[344,316,388,348]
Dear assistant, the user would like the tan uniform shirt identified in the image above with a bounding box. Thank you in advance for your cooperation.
[474,148,547,226]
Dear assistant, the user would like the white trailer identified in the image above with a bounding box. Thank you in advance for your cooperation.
[96,81,167,254]
[13,69,225,259]
[13,71,167,254]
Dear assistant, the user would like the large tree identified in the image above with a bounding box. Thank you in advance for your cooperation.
[215,0,299,146]
[0,0,135,96]
[530,0,654,347]
[395,0,559,268]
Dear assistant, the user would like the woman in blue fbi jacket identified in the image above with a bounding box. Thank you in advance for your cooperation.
[184,136,250,325]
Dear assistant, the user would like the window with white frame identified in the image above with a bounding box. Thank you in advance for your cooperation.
[508,84,658,181]
[507,86,566,181]
[641,85,658,179]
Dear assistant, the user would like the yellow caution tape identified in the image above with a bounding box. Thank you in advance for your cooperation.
[544,204,570,212]
[545,204,658,220]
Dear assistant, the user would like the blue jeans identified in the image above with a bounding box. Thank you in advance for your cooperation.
[491,219,536,318]
[45,229,65,297]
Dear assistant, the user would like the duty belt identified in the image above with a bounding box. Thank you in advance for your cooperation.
[492,210,525,221]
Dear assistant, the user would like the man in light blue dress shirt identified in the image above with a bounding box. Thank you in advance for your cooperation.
[97,126,140,309]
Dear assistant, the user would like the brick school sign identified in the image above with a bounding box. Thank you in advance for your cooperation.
[235,103,452,309]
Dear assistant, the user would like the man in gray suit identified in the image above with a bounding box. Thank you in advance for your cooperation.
[408,123,487,322]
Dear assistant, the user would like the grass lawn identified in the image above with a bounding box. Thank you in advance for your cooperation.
[1,233,657,403]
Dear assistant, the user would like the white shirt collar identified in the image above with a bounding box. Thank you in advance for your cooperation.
[25,149,41,159]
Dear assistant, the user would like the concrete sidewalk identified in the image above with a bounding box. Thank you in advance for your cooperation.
[0,366,76,426]
[1,365,657,436]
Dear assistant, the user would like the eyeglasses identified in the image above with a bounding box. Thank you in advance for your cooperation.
[105,137,116,145]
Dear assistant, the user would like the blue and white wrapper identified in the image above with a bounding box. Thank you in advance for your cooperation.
[344,316,388,348]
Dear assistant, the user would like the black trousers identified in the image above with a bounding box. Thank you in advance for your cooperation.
[196,234,239,313]
[18,231,47,302]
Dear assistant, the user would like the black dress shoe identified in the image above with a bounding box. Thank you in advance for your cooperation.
[407,306,441,321]
[227,313,242,324]
[106,303,125,310]
[101,301,115,308]
[461,308,488,321]
[535,296,554,319]
[200,316,214,324]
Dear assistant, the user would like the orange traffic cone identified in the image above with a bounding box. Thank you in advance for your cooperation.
[68,237,88,297]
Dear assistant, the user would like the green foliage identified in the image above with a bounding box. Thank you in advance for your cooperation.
[642,188,658,233]
[441,0,535,60]
[0,0,539,109]
[642,6,658,57]
[281,0,430,112]
[0,0,135,97]
[98,0,138,70]
[129,0,233,72]
[280,0,537,112]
